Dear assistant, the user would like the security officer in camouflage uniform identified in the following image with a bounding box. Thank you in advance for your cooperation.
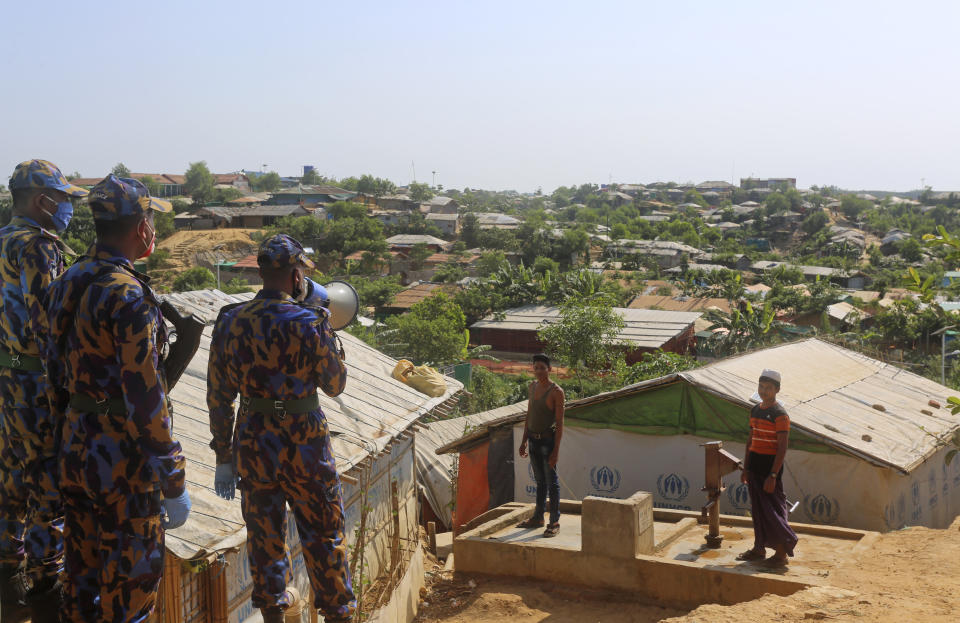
[44,175,190,623]
[207,234,355,623]
[0,160,88,622]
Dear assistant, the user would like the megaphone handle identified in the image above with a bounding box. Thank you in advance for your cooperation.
[335,333,346,361]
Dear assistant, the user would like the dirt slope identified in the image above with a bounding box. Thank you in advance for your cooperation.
[157,228,259,271]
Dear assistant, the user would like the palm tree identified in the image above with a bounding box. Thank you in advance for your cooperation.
[703,301,780,356]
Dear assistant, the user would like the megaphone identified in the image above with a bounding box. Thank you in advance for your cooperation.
[323,280,360,331]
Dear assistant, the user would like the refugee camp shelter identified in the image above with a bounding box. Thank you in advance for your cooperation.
[416,402,526,531]
[438,339,960,533]
[157,290,463,623]
[470,305,700,362]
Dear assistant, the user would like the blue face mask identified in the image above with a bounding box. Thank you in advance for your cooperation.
[41,195,74,233]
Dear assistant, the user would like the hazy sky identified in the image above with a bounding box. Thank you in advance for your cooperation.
[2,1,957,193]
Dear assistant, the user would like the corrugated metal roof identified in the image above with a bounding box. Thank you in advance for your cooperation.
[201,205,309,218]
[435,339,960,474]
[681,339,959,473]
[159,290,464,559]
[160,290,256,324]
[386,234,450,246]
[628,295,731,313]
[470,305,699,349]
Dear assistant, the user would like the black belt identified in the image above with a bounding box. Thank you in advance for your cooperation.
[529,429,555,440]
[69,394,126,415]
[0,349,42,372]
[240,394,320,420]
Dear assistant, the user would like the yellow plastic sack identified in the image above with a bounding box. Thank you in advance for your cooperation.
[391,359,447,397]
[392,359,415,383]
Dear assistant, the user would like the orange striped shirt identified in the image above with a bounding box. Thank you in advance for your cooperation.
[748,403,790,455]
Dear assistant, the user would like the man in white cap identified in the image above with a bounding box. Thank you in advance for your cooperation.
[736,369,798,567]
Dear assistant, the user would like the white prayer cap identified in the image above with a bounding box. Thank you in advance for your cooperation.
[760,369,781,384]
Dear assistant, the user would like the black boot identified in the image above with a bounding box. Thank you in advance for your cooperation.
[25,576,63,623]
[261,607,285,623]
[0,564,29,623]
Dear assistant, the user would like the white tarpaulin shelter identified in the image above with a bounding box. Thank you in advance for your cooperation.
[445,339,960,532]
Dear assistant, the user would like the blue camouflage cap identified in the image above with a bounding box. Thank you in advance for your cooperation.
[257,234,315,269]
[9,159,89,197]
[88,174,172,221]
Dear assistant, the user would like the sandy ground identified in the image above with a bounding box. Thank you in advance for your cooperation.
[415,574,685,623]
[418,519,960,623]
[157,228,259,271]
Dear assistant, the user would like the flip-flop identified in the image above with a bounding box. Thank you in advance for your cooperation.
[543,523,560,538]
[516,518,544,529]
[735,549,766,561]
[761,556,789,568]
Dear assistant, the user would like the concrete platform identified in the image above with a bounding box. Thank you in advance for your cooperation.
[454,494,879,609]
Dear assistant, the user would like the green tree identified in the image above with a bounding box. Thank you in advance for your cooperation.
[840,195,872,221]
[140,175,161,197]
[433,262,465,283]
[899,237,923,262]
[349,275,403,316]
[173,267,216,292]
[537,297,626,393]
[111,163,131,178]
[301,168,322,185]
[477,250,507,277]
[801,210,828,235]
[620,350,700,385]
[328,201,367,220]
[382,293,467,364]
[460,213,480,247]
[765,192,790,215]
[62,203,96,254]
[184,161,215,206]
[146,248,171,272]
[408,182,434,203]
[255,172,282,192]
[702,301,780,356]
[408,243,434,269]
[532,256,560,276]
[154,211,175,239]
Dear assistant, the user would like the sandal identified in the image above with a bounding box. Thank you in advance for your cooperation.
[735,548,766,561]
[761,556,789,568]
[516,518,544,529]
[543,523,560,538]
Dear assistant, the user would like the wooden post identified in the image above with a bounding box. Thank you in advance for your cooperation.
[390,480,401,573]
[427,522,437,558]
[161,553,184,623]
[208,555,229,623]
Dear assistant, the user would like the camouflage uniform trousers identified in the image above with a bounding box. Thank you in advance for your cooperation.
[237,409,355,619]
[0,367,63,583]
[61,489,165,623]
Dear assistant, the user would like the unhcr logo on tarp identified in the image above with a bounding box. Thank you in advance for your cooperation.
[803,493,840,524]
[657,473,689,501]
[726,482,751,511]
[590,465,621,494]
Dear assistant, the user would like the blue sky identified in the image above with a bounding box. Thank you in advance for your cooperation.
[2,1,957,192]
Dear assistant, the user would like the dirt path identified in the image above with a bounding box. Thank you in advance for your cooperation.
[419,518,960,623]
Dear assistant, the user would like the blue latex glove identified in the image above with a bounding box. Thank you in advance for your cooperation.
[162,490,191,530]
[214,463,237,500]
